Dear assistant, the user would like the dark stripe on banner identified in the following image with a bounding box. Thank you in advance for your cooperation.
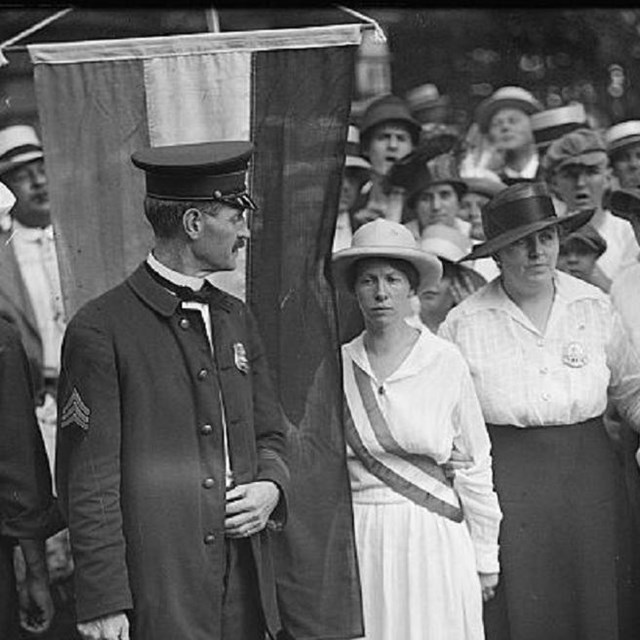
[344,402,464,523]
[250,45,363,640]
[352,361,454,487]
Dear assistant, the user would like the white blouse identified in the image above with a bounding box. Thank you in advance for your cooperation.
[343,326,502,573]
[439,271,640,429]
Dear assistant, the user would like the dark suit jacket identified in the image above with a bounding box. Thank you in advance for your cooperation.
[0,318,60,639]
[0,230,43,386]
[55,264,289,640]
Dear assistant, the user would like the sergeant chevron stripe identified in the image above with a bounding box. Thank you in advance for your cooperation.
[60,387,90,431]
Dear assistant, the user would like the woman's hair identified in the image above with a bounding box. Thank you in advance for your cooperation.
[143,196,223,239]
[347,256,420,293]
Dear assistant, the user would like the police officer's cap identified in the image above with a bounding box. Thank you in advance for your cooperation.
[131,141,256,210]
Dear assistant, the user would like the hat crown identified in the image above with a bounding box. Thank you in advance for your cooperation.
[475,85,543,132]
[482,182,555,241]
[543,127,606,172]
[426,153,462,184]
[351,218,419,251]
[530,103,587,130]
[360,94,420,142]
[420,223,470,262]
[606,120,640,152]
[0,125,41,157]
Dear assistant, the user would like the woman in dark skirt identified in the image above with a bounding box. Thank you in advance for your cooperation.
[439,181,640,640]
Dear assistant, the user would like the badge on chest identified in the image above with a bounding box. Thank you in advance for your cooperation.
[233,342,249,374]
[562,341,589,368]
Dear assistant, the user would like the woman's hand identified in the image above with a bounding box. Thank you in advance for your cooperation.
[479,572,499,602]
[443,448,474,480]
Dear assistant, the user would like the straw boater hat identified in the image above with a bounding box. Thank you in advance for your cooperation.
[405,83,450,120]
[530,103,588,153]
[420,224,471,263]
[460,182,594,261]
[606,120,640,158]
[0,125,44,177]
[609,187,640,222]
[359,94,422,150]
[474,86,543,133]
[332,218,442,292]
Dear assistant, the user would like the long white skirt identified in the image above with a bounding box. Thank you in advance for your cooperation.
[353,488,484,640]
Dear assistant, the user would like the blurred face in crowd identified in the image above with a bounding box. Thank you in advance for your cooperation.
[418,260,455,332]
[460,191,488,240]
[354,258,415,328]
[557,239,599,283]
[611,143,640,189]
[339,171,361,214]
[415,183,461,229]
[497,227,559,291]
[488,107,534,152]
[365,123,414,176]
[1,158,50,228]
[550,159,609,212]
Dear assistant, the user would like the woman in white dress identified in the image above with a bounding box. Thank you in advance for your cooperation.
[332,219,502,640]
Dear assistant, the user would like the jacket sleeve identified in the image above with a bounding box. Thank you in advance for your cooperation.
[0,321,60,541]
[245,307,290,525]
[55,313,132,622]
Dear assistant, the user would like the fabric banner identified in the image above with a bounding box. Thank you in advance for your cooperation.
[30,24,363,639]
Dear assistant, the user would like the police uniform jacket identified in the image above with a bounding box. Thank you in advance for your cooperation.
[55,263,289,640]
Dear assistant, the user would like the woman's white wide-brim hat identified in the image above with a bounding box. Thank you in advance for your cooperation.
[332,218,442,292]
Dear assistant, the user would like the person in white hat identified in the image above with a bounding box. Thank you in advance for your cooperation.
[606,120,640,190]
[474,86,543,185]
[332,218,501,640]
[0,124,65,391]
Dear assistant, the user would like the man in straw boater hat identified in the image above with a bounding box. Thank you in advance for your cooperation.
[0,124,66,393]
[441,181,640,640]
[543,127,640,286]
[474,86,543,185]
[55,141,289,640]
[352,93,421,227]
[606,120,640,190]
[331,218,502,640]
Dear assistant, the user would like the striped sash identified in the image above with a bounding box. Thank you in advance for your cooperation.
[344,359,463,523]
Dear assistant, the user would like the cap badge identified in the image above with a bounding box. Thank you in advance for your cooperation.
[233,342,249,374]
[562,341,589,368]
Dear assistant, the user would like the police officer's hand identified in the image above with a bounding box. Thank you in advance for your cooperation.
[224,481,280,538]
[77,611,129,640]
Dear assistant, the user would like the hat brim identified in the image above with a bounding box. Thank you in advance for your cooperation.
[552,151,608,172]
[609,188,640,221]
[460,209,595,261]
[0,150,44,177]
[332,246,442,293]
[477,97,541,133]
[608,134,640,157]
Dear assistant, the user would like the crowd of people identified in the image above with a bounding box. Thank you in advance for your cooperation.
[1,70,640,640]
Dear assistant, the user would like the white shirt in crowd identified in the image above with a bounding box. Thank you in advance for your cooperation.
[502,153,539,180]
[439,270,640,429]
[591,209,640,280]
[11,219,66,377]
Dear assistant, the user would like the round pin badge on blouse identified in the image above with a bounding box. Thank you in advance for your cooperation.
[562,341,589,368]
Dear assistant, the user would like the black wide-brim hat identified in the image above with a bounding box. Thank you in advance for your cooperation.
[460,181,594,261]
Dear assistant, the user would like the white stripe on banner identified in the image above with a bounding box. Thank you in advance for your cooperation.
[144,51,251,145]
[144,50,251,300]
[344,358,461,509]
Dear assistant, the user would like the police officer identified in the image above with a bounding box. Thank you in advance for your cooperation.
[56,141,289,640]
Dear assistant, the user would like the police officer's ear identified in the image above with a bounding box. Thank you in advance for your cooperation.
[182,207,205,239]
